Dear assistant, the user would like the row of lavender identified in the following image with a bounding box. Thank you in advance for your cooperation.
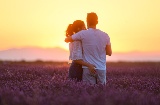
[0,62,160,105]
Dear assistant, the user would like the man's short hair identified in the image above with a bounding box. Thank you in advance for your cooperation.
[87,12,98,26]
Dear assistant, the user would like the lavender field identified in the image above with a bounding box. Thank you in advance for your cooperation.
[0,61,160,105]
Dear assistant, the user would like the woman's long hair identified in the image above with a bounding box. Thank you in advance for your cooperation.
[66,20,85,37]
[66,24,73,37]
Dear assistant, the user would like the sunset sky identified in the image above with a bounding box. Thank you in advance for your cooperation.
[0,0,160,53]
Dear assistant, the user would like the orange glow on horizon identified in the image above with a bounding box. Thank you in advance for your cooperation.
[0,0,160,53]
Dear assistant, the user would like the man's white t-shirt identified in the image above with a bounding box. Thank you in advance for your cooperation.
[72,28,111,70]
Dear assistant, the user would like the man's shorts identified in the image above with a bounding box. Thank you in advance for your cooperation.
[82,68,106,85]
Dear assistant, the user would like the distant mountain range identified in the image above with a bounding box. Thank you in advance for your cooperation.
[0,47,160,62]
[0,47,69,61]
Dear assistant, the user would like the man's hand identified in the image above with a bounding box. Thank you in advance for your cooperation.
[65,36,73,43]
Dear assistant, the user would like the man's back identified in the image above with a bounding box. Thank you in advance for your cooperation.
[72,28,111,70]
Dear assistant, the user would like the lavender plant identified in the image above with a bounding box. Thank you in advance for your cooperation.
[0,61,160,105]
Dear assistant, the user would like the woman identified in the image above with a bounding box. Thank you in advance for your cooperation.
[66,20,95,82]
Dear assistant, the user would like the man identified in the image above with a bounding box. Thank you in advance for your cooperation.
[65,12,112,85]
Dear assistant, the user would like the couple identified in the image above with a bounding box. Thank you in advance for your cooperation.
[65,12,112,85]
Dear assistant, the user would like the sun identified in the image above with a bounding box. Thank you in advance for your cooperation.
[60,42,69,51]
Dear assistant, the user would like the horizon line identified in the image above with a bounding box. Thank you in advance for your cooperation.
[0,46,160,53]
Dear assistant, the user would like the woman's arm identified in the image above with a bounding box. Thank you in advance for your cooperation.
[74,60,96,74]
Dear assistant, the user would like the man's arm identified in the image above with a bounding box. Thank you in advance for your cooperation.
[74,60,96,74]
[65,31,82,43]
[106,44,112,56]
[65,36,73,43]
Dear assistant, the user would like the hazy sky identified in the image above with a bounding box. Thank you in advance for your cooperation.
[0,0,160,52]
